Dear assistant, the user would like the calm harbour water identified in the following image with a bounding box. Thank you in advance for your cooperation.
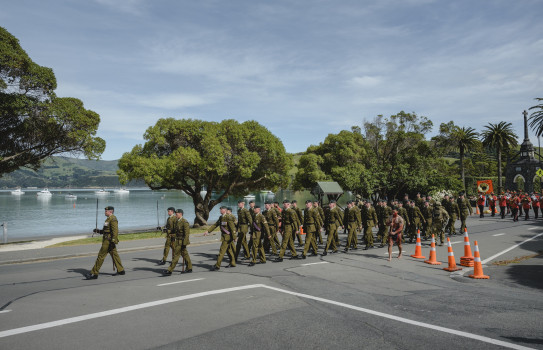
[0,188,351,241]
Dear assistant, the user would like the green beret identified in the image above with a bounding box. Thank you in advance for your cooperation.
[167,207,175,212]
[105,206,114,211]
[175,209,184,214]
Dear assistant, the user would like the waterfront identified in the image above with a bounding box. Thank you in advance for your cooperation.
[0,188,351,241]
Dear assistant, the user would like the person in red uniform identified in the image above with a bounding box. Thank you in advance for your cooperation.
[531,193,540,219]
[498,193,508,219]
[521,193,532,220]
[477,193,486,218]
[488,193,497,217]
[510,194,520,222]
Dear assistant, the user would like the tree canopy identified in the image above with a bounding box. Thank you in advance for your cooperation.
[0,26,105,175]
[118,118,292,226]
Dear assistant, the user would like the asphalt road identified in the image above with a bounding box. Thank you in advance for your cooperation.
[0,214,542,350]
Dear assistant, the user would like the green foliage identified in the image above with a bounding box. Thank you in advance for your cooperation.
[118,118,292,226]
[0,26,105,176]
[481,121,518,193]
[529,98,543,136]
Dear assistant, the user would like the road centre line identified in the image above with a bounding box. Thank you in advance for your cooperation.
[527,227,539,230]
[492,233,506,237]
[300,262,329,266]
[481,232,543,265]
[0,310,11,314]
[157,278,204,287]
[0,284,534,349]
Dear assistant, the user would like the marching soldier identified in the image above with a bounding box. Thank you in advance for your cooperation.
[457,193,472,232]
[302,200,320,258]
[313,200,325,245]
[406,200,425,242]
[204,206,237,270]
[447,196,460,235]
[291,200,304,247]
[377,200,392,247]
[250,205,269,265]
[344,200,361,251]
[432,202,449,246]
[158,207,176,265]
[263,201,279,255]
[86,206,125,279]
[361,200,378,249]
[421,201,433,240]
[275,200,300,261]
[397,201,410,241]
[323,200,342,255]
[235,200,252,261]
[163,209,192,275]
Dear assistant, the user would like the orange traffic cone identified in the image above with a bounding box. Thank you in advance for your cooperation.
[476,206,480,215]
[469,241,489,279]
[460,228,474,267]
[410,230,426,259]
[300,228,305,235]
[443,237,462,271]
[424,234,441,265]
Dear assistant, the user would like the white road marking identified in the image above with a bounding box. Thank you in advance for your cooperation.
[450,241,462,245]
[0,284,533,349]
[492,233,506,237]
[0,310,11,314]
[157,278,204,287]
[301,262,329,266]
[482,232,543,265]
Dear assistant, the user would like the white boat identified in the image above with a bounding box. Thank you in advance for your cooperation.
[65,193,77,200]
[11,188,25,195]
[114,188,130,194]
[95,189,110,195]
[36,188,52,196]
[244,194,256,200]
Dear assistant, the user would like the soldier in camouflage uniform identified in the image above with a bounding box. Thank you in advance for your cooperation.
[457,193,472,233]
[313,200,325,245]
[446,197,460,235]
[421,201,433,240]
[291,200,305,247]
[344,201,361,251]
[361,201,378,249]
[158,207,177,265]
[205,206,237,270]
[323,200,342,255]
[378,200,392,247]
[235,200,252,261]
[250,205,269,265]
[302,200,321,258]
[263,202,279,255]
[163,209,192,275]
[406,200,425,242]
[275,200,300,261]
[432,202,449,246]
[86,206,125,279]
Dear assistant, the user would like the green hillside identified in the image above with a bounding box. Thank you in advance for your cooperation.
[0,156,145,188]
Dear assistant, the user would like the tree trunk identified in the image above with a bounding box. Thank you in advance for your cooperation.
[191,194,210,227]
[460,148,466,192]
[497,148,502,194]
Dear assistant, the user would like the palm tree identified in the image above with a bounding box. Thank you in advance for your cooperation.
[451,126,479,192]
[481,122,518,194]
[529,98,543,136]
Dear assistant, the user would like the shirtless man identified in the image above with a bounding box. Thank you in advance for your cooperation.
[387,209,404,261]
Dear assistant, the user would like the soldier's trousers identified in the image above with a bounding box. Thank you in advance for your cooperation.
[168,241,192,272]
[423,219,433,238]
[346,223,358,249]
[235,225,250,260]
[316,225,323,244]
[324,224,337,252]
[215,233,236,268]
[460,213,468,232]
[295,229,304,246]
[278,227,298,258]
[91,239,124,275]
[364,225,374,248]
[263,226,278,254]
[433,222,445,244]
[446,217,456,234]
[377,225,387,242]
[251,231,266,263]
[162,235,173,261]
[408,222,418,241]
[303,229,318,256]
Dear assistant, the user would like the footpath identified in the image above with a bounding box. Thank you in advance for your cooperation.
[0,232,221,265]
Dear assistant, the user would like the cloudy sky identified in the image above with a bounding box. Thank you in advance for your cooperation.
[2,0,542,160]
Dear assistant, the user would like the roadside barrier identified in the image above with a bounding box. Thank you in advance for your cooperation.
[424,234,441,265]
[468,241,489,279]
[460,228,474,267]
[410,230,425,259]
[443,237,462,272]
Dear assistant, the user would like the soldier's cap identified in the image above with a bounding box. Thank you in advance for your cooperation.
[167,207,175,212]
[254,205,261,209]
[237,200,244,204]
[305,199,312,204]
[175,209,184,214]
[274,201,280,205]
[291,200,297,204]
[329,200,336,204]
[265,200,272,205]
[249,200,255,204]
[227,207,233,211]
[283,199,290,204]
[104,206,114,211]
[220,206,228,210]
[346,200,353,204]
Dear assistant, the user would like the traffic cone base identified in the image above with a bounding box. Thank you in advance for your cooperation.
[469,240,489,279]
[424,235,442,265]
[410,230,426,259]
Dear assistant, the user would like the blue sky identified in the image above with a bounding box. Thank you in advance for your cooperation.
[2,0,542,160]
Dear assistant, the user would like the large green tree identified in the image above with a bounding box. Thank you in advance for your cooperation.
[117,118,292,226]
[481,121,518,194]
[528,97,543,136]
[433,122,479,192]
[0,26,105,175]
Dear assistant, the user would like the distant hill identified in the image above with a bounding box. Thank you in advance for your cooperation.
[0,156,145,188]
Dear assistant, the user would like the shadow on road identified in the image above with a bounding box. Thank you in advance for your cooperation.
[501,336,543,345]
